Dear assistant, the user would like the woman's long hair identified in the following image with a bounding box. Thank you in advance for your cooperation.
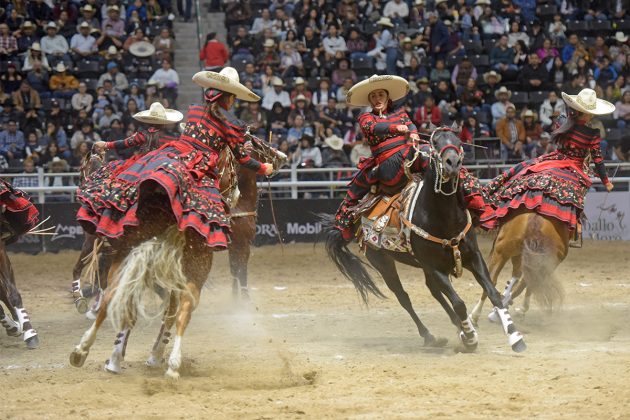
[207,92,235,121]
[550,109,582,145]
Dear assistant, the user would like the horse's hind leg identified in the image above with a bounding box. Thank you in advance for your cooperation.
[426,269,478,352]
[165,282,202,380]
[0,297,20,337]
[0,250,38,348]
[229,243,251,301]
[70,257,122,368]
[471,238,510,324]
[146,292,178,368]
[72,235,96,314]
[365,249,445,347]
[104,328,132,374]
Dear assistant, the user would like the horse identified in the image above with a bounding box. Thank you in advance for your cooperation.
[323,127,526,353]
[0,217,39,349]
[69,134,286,379]
[470,210,568,324]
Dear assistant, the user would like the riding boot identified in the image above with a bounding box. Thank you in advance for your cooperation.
[569,222,583,248]
[334,198,358,242]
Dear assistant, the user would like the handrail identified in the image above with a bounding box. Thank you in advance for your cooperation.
[195,0,203,71]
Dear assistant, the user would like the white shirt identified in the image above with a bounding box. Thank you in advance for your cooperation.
[41,35,69,55]
[149,68,180,87]
[70,34,97,53]
[262,89,291,110]
[383,0,409,18]
[322,36,347,56]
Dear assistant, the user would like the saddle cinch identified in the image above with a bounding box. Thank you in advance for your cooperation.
[353,176,422,253]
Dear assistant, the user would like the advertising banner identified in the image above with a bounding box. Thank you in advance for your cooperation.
[583,192,630,240]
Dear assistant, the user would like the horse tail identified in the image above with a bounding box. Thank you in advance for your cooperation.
[318,214,385,304]
[108,225,192,332]
[521,217,564,310]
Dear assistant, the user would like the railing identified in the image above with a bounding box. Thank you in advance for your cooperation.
[4,163,630,203]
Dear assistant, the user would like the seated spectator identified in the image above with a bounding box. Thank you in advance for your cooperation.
[491,86,514,126]
[548,15,566,45]
[430,58,451,85]
[123,27,147,52]
[403,56,429,84]
[451,57,477,89]
[539,91,566,129]
[262,77,291,111]
[154,27,176,61]
[530,131,554,158]
[507,20,529,48]
[1,63,22,94]
[6,10,24,33]
[322,134,351,168]
[537,38,559,67]
[267,101,289,135]
[0,99,22,126]
[496,105,526,160]
[594,57,619,87]
[46,157,74,202]
[56,9,78,40]
[0,83,9,106]
[41,121,70,158]
[24,131,44,164]
[519,53,550,91]
[101,5,125,42]
[490,35,517,72]
[414,96,442,132]
[231,26,255,63]
[71,120,101,150]
[97,105,120,130]
[346,29,367,59]
[522,109,542,155]
[13,157,40,189]
[28,0,52,29]
[350,134,371,167]
[411,77,432,108]
[49,62,79,100]
[331,58,356,87]
[98,61,129,92]
[458,78,484,116]
[121,99,140,128]
[239,63,262,95]
[512,40,528,68]
[549,57,567,88]
[287,114,313,145]
[459,114,490,143]
[614,91,630,129]
[52,0,79,24]
[289,77,311,104]
[126,0,148,23]
[312,78,336,109]
[336,77,354,104]
[256,39,280,69]
[124,82,146,111]
[279,44,302,78]
[561,72,586,95]
[433,80,457,117]
[77,4,100,30]
[149,59,179,106]
[71,21,99,60]
[383,0,409,22]
[0,23,18,61]
[322,24,347,60]
[238,101,267,136]
[318,97,346,134]
[41,21,72,69]
[199,32,227,70]
[250,8,275,35]
[70,140,91,169]
[292,133,322,169]
[562,34,588,71]
[288,94,316,127]
[588,36,609,62]
[46,99,70,128]
[606,75,626,103]
[102,118,125,143]
[71,82,94,113]
[12,81,41,114]
[0,120,25,159]
[16,21,38,55]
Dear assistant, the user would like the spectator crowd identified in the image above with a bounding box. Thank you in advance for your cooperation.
[0,0,183,198]
[221,0,630,172]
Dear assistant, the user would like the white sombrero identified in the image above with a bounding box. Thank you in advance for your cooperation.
[129,41,156,57]
[133,102,183,125]
[192,67,260,102]
[561,88,615,115]
[324,135,344,150]
[346,74,409,107]
[376,17,394,27]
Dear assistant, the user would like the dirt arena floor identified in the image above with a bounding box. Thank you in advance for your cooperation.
[1,237,630,419]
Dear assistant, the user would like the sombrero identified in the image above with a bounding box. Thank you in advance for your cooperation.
[129,41,156,57]
[376,17,394,27]
[192,67,260,102]
[133,102,183,124]
[483,70,502,83]
[324,135,344,151]
[494,86,512,99]
[346,74,409,107]
[561,88,615,115]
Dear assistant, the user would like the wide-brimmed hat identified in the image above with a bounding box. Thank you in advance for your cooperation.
[476,0,491,4]
[346,74,409,107]
[30,42,42,52]
[414,0,424,5]
[483,70,502,83]
[561,88,615,115]
[293,94,307,103]
[376,17,394,27]
[494,86,512,99]
[129,41,156,57]
[55,62,67,72]
[263,39,275,48]
[272,76,285,87]
[21,21,34,29]
[192,67,260,102]
[325,135,344,150]
[46,21,58,30]
[615,31,629,43]
[79,21,90,29]
[294,77,305,85]
[106,45,118,55]
[108,5,120,12]
[81,4,95,12]
[133,102,183,124]
[50,157,69,170]
[522,109,537,120]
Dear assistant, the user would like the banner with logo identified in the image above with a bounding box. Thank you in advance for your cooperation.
[583,192,630,241]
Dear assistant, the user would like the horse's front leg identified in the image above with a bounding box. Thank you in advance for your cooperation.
[104,328,132,374]
[0,256,38,348]
[465,250,526,353]
[165,283,201,380]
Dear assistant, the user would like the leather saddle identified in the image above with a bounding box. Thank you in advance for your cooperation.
[352,175,422,253]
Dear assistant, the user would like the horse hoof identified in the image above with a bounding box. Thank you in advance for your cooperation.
[424,335,448,347]
[458,331,479,353]
[69,348,88,367]
[487,310,500,324]
[164,368,180,380]
[85,310,97,321]
[75,297,88,314]
[25,334,39,349]
[511,338,527,353]
[104,359,121,374]
[146,356,163,368]
[514,307,528,317]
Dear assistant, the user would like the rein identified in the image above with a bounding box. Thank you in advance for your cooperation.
[428,128,463,196]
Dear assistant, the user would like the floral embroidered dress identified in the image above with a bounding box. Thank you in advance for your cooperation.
[481,123,609,230]
[0,179,39,244]
[77,104,267,249]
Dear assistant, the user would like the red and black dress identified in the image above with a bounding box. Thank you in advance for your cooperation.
[77,104,267,249]
[481,123,609,230]
[0,179,39,244]
[335,107,428,239]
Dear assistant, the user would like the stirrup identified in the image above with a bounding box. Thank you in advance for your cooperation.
[569,224,582,249]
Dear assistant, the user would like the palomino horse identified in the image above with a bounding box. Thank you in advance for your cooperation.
[324,127,526,352]
[69,135,286,378]
[470,210,568,324]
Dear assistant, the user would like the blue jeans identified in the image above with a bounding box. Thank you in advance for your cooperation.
[386,47,398,75]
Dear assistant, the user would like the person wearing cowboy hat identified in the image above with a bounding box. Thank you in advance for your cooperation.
[77,67,274,252]
[77,4,100,31]
[383,0,409,24]
[482,88,616,234]
[22,42,51,72]
[262,76,291,111]
[16,21,37,54]
[373,17,398,75]
[70,21,98,59]
[332,74,422,240]
[322,133,350,168]
[40,22,72,67]
[521,109,543,151]
[49,62,80,99]
[92,102,183,156]
[491,86,514,126]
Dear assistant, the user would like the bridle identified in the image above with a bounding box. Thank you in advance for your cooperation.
[427,127,464,196]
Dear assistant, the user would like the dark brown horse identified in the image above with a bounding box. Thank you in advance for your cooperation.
[69,134,286,378]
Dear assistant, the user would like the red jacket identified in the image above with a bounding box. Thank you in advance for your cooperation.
[199,40,229,68]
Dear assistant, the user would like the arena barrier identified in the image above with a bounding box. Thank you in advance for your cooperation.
[7,192,630,254]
